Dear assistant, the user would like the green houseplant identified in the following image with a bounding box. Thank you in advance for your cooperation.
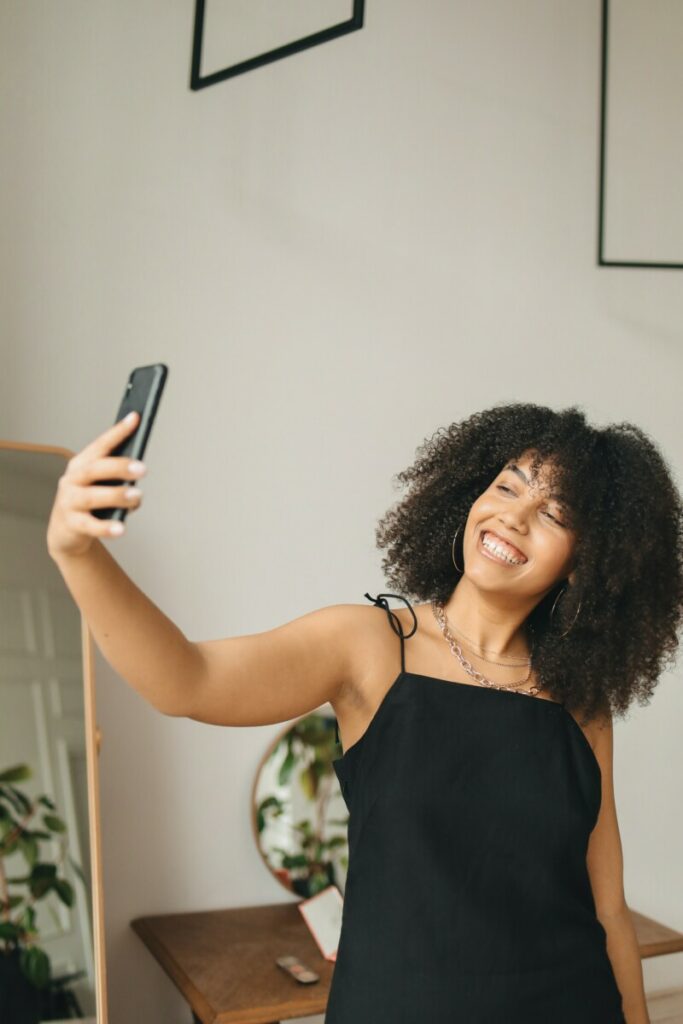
[0,763,83,1023]
[255,713,349,898]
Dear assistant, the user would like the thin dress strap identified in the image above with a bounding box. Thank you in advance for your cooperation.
[334,592,418,746]
[363,592,418,673]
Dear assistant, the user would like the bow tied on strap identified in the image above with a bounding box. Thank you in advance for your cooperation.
[363,591,417,640]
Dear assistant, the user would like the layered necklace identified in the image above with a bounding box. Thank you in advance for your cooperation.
[430,599,541,697]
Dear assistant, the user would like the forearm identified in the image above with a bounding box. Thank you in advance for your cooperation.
[50,539,202,716]
[601,905,650,1024]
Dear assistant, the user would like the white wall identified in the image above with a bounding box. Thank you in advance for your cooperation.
[2,2,682,1021]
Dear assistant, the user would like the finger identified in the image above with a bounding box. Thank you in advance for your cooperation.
[68,454,147,486]
[65,479,142,512]
[81,410,141,462]
[72,509,127,539]
[81,483,143,511]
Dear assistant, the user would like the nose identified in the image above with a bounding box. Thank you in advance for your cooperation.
[497,507,529,535]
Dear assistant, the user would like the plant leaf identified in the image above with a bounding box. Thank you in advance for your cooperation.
[0,764,32,783]
[1,894,24,910]
[1,834,21,856]
[30,878,54,900]
[324,835,347,848]
[0,812,21,835]
[280,853,308,868]
[18,906,37,933]
[28,862,58,900]
[54,878,75,907]
[0,921,22,941]
[18,833,39,867]
[7,785,32,815]
[278,748,297,786]
[0,786,30,816]
[299,765,316,800]
[43,814,66,833]
[20,945,51,989]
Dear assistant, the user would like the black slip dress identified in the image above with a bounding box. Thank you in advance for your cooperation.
[326,592,626,1024]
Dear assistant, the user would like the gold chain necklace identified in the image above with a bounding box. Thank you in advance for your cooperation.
[444,619,531,666]
[431,599,541,697]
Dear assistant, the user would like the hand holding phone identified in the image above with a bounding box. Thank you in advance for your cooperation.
[46,364,168,559]
[91,364,167,522]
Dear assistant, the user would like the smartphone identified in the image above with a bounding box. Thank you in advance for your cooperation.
[92,363,168,522]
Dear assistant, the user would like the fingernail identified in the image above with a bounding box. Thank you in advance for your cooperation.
[110,522,124,535]
[125,487,142,499]
[129,461,146,475]
[126,411,137,422]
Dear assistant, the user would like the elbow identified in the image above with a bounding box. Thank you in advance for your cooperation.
[150,694,192,718]
[158,705,186,718]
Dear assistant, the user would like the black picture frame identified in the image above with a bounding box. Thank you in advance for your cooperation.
[597,0,683,269]
[190,0,365,91]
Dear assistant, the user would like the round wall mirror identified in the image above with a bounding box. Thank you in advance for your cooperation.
[250,709,349,898]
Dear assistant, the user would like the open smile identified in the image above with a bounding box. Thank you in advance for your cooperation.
[478,530,528,567]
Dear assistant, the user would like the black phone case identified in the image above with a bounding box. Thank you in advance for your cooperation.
[92,363,168,522]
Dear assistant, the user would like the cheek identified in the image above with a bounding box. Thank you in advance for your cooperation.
[465,503,489,537]
[469,496,493,520]
[536,535,572,571]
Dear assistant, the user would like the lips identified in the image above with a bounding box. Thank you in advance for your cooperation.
[481,530,527,562]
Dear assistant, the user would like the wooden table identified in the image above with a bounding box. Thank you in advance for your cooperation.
[131,901,333,1023]
[131,903,683,1024]
[629,908,683,959]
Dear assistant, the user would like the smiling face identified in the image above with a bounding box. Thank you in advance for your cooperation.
[462,449,577,602]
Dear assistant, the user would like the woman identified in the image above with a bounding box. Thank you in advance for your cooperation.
[47,401,681,1023]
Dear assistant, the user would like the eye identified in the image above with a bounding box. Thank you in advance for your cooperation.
[543,510,561,524]
[497,485,566,527]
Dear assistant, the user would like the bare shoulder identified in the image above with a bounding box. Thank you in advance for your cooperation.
[330,600,420,752]
[565,704,612,758]
[585,708,613,754]
[333,600,407,697]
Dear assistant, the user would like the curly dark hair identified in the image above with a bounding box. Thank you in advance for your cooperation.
[374,402,683,726]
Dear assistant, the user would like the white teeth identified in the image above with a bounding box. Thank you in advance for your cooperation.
[482,532,525,565]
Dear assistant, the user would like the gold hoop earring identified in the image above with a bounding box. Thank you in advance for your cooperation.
[451,523,465,574]
[549,585,582,639]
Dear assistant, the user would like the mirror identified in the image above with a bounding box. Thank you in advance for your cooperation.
[0,442,106,1024]
[251,709,349,897]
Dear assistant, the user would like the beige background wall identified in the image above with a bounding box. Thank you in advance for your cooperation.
[2,2,682,1021]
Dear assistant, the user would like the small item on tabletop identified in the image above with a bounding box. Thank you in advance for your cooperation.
[275,954,320,984]
[297,884,344,961]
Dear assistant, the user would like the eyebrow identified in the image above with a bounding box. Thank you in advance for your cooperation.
[503,462,564,502]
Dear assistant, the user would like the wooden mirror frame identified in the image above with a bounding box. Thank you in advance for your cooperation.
[0,439,108,1024]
